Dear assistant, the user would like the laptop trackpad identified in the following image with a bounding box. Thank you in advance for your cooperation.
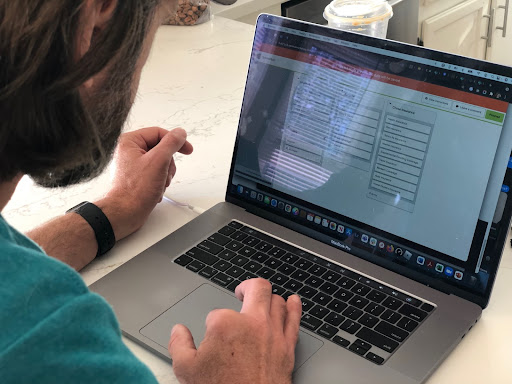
[140,284,323,371]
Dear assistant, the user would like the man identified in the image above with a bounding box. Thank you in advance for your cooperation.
[0,1,302,383]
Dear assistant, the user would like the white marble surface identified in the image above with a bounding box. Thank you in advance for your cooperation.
[4,16,512,384]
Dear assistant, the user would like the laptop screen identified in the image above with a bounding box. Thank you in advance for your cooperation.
[227,14,512,306]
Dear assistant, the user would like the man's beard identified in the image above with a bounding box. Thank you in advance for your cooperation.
[32,65,134,188]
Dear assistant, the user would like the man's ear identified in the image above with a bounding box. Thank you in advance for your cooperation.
[78,0,118,89]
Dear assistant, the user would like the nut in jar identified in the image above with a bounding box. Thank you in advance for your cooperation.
[166,0,211,26]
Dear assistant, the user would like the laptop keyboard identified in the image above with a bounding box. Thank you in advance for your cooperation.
[173,221,435,365]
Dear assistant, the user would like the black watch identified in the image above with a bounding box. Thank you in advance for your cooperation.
[67,201,116,257]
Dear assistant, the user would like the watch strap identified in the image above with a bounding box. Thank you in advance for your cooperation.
[67,202,116,257]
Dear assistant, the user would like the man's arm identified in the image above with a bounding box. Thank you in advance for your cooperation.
[27,127,193,271]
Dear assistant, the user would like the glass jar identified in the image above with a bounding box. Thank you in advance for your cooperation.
[166,0,211,26]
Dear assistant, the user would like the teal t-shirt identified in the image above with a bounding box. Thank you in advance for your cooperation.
[0,216,159,384]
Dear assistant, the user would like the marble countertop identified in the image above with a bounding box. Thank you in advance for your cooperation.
[4,16,512,384]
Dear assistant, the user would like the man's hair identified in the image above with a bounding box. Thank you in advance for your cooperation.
[0,0,160,185]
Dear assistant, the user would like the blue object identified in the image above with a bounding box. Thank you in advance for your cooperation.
[502,185,510,193]
[444,267,454,277]
[345,228,353,236]
[0,216,158,384]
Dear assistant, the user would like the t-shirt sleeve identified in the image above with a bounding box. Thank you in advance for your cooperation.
[1,291,159,384]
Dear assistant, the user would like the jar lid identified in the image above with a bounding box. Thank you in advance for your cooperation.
[324,0,393,26]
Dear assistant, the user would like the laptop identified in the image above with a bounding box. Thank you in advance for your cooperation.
[91,14,512,383]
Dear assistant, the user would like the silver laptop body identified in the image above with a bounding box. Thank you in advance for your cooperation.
[91,15,512,384]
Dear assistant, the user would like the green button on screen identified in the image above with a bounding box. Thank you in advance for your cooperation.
[486,110,505,123]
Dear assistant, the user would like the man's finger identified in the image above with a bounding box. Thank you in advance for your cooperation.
[168,324,198,367]
[283,295,302,347]
[269,294,287,331]
[235,278,272,314]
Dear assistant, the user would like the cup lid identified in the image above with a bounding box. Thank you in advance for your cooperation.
[324,0,393,25]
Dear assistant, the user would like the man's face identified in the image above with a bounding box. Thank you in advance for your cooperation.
[35,2,174,187]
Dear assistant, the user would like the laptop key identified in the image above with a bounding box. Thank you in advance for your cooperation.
[323,271,341,284]
[225,240,244,252]
[231,255,250,267]
[319,281,338,295]
[283,279,303,292]
[199,267,218,279]
[367,289,387,303]
[354,339,372,351]
[340,319,361,334]
[317,323,338,339]
[291,270,310,282]
[359,313,379,328]
[238,246,256,257]
[226,279,241,292]
[298,286,318,299]
[255,241,273,253]
[382,297,402,311]
[351,283,371,297]
[334,287,354,302]
[308,264,327,277]
[295,258,314,270]
[312,292,332,306]
[252,252,269,263]
[269,247,287,258]
[325,312,345,327]
[174,254,193,266]
[218,225,236,236]
[228,221,243,229]
[272,285,286,296]
[240,272,257,281]
[282,291,294,300]
[300,314,322,331]
[230,231,248,241]
[375,321,410,343]
[421,303,435,312]
[310,305,330,319]
[186,260,205,272]
[343,306,363,321]
[241,236,260,247]
[305,276,323,288]
[264,257,283,269]
[301,298,314,312]
[270,273,289,286]
[365,303,385,316]
[282,253,300,264]
[211,273,234,287]
[327,299,348,314]
[186,248,219,266]
[226,266,244,278]
[396,317,419,332]
[356,327,399,353]
[349,343,370,356]
[381,310,401,324]
[198,240,223,255]
[349,295,369,309]
[337,276,356,289]
[256,266,275,279]
[212,260,231,272]
[277,264,296,276]
[332,336,350,348]
[218,249,237,261]
[366,352,385,365]
[398,304,428,322]
[245,261,262,273]
[207,233,231,246]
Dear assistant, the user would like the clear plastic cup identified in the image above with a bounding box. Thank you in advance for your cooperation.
[323,0,393,38]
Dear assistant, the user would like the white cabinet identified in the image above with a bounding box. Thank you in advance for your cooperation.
[421,0,491,60]
[485,0,512,65]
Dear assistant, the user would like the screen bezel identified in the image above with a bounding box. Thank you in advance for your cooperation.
[225,14,512,308]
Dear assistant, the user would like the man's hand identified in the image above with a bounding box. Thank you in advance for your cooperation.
[168,279,302,384]
[97,127,193,240]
